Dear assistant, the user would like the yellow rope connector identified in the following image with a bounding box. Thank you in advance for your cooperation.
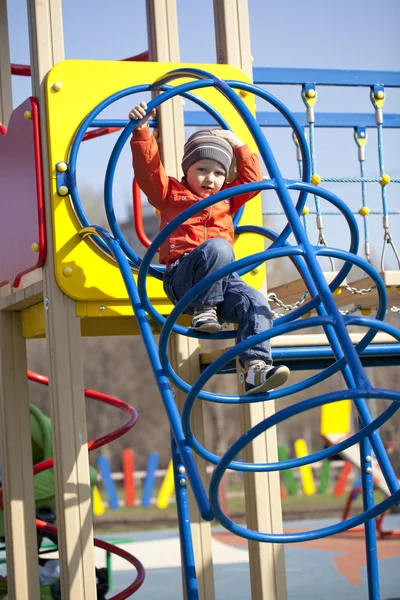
[333,288,342,296]
[153,129,159,139]
[302,85,317,107]
[239,90,249,98]
[361,308,372,316]
[302,206,310,216]
[311,174,321,185]
[370,86,385,112]
[380,174,391,186]
[302,312,312,319]
[359,206,370,216]
[386,286,392,294]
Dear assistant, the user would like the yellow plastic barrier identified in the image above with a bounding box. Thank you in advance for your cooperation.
[45,60,265,310]
[156,460,175,509]
[93,485,106,516]
[321,399,351,437]
[294,439,316,496]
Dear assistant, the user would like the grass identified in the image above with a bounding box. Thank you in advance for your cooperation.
[93,486,386,534]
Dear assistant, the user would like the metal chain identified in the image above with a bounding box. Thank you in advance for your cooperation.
[270,303,400,319]
[344,284,377,295]
[267,290,309,311]
[339,304,364,315]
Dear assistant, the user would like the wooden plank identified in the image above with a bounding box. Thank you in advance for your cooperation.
[200,332,398,364]
[214,2,287,598]
[268,271,347,309]
[0,311,40,599]
[0,281,43,312]
[269,271,400,311]
[26,0,96,597]
[0,0,12,128]
[146,2,215,598]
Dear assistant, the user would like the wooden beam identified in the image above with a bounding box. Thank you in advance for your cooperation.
[26,1,96,597]
[268,271,400,311]
[213,2,287,598]
[146,2,215,598]
[0,0,12,127]
[0,311,40,599]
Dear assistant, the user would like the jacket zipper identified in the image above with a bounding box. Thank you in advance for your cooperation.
[204,206,212,241]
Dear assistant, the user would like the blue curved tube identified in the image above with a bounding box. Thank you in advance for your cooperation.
[75,68,400,564]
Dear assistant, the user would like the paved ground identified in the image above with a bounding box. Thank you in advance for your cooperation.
[98,516,400,599]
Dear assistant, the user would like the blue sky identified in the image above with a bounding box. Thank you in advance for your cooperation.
[5,0,400,265]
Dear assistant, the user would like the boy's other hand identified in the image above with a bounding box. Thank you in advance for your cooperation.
[210,129,244,149]
[129,101,156,129]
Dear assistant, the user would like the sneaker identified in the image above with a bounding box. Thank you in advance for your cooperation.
[191,306,221,333]
[244,362,290,395]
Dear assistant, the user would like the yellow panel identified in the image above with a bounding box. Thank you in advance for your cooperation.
[45,60,265,306]
[21,299,192,339]
[320,400,351,436]
[21,302,46,338]
[294,439,316,496]
[156,460,175,509]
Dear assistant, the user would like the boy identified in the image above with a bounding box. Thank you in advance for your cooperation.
[129,102,289,394]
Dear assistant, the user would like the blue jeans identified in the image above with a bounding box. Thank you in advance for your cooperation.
[163,238,273,365]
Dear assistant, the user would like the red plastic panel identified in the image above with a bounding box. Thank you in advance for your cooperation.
[0,97,46,287]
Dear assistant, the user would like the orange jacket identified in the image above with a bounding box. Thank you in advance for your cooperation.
[130,126,263,267]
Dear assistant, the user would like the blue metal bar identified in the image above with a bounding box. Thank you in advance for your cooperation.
[252,67,400,87]
[273,343,400,360]
[91,113,400,129]
[69,80,240,277]
[208,387,400,543]
[79,225,213,521]
[78,70,400,580]
[149,70,399,498]
[171,435,199,600]
[58,67,400,600]
[359,430,380,600]
[203,343,400,374]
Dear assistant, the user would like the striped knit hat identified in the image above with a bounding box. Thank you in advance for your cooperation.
[181,130,233,175]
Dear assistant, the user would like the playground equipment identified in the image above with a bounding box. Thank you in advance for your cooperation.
[0,2,399,600]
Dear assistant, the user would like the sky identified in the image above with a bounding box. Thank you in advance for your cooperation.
[4,0,400,267]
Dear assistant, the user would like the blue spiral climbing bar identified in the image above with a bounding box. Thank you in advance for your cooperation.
[71,68,400,600]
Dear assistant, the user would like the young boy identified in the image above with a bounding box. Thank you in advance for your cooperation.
[129,102,290,394]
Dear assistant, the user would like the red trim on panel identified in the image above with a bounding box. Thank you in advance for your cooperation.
[31,97,47,270]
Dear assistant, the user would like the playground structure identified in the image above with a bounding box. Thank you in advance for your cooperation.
[0,1,399,600]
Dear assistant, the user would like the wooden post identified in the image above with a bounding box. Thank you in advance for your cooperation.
[146,2,216,598]
[0,4,40,597]
[0,312,41,599]
[214,1,287,598]
[0,0,12,128]
[26,1,96,597]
